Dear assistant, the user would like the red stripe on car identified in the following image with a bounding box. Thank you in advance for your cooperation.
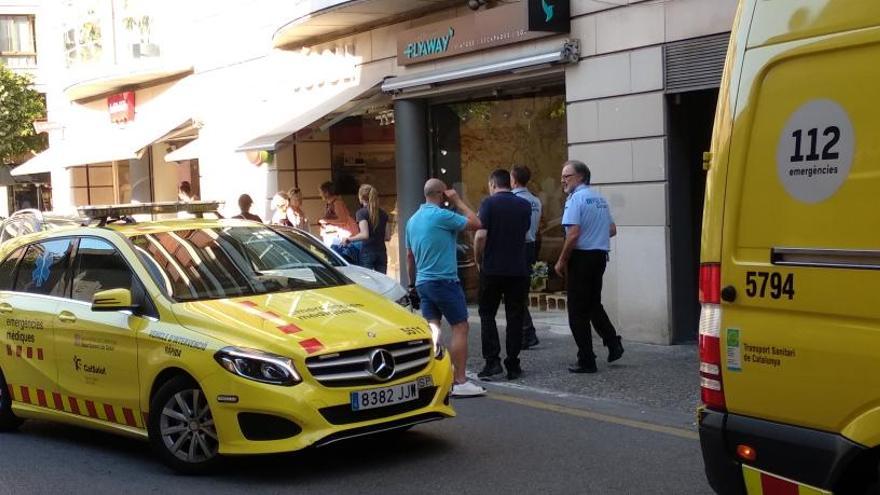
[123,408,137,427]
[299,338,324,354]
[36,389,47,407]
[761,473,799,495]
[104,404,117,423]
[277,324,302,334]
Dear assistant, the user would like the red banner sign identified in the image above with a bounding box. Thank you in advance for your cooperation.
[108,92,136,123]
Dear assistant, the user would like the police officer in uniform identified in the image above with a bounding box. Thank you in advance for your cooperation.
[554,160,624,373]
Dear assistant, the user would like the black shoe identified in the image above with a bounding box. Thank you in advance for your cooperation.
[506,366,522,380]
[521,335,540,350]
[568,362,598,374]
[607,336,624,363]
[477,361,504,379]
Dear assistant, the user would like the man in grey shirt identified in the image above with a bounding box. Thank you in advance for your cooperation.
[511,165,543,350]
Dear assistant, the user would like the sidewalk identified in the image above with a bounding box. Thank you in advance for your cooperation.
[461,305,700,417]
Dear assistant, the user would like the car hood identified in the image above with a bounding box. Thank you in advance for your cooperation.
[337,265,406,301]
[171,284,428,358]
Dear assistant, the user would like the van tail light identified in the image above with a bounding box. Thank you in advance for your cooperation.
[699,263,726,411]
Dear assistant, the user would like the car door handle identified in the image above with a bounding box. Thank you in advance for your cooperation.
[0,303,12,314]
[58,311,77,323]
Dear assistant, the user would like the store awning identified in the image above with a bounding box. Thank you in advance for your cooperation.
[236,72,386,152]
[12,115,192,176]
[165,139,200,162]
[11,147,63,177]
[272,0,459,50]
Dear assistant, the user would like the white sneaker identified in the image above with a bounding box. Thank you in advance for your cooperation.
[450,380,486,397]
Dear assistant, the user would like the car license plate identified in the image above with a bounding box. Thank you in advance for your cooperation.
[350,376,433,411]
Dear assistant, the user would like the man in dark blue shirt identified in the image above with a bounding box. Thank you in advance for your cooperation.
[474,169,532,380]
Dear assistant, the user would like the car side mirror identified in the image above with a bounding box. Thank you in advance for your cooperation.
[91,288,137,312]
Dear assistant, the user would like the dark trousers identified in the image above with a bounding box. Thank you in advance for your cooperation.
[479,273,529,368]
[566,250,618,365]
[359,250,387,274]
[522,242,537,339]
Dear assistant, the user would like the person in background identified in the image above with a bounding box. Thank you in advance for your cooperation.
[270,192,298,227]
[511,165,543,350]
[342,184,390,274]
[287,188,309,230]
[318,181,358,244]
[233,194,262,222]
[177,181,198,218]
[555,160,624,374]
[474,169,531,381]
[178,181,197,202]
[406,178,485,397]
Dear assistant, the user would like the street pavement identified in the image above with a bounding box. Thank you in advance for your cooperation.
[464,305,700,417]
[0,307,710,494]
[0,309,711,495]
[0,386,710,495]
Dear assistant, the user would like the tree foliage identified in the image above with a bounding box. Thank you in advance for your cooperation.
[0,65,46,165]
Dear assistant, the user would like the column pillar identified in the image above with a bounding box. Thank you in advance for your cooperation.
[394,98,429,286]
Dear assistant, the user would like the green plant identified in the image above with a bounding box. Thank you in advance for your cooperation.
[0,66,47,165]
[530,261,549,290]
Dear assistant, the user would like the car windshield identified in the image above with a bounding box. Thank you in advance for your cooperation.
[129,226,349,302]
[272,226,346,268]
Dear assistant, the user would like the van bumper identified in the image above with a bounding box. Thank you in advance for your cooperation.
[698,407,866,494]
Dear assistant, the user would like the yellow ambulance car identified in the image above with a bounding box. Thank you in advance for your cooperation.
[698,1,880,493]
[0,203,454,473]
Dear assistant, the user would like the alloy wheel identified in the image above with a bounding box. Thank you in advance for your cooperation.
[159,388,218,463]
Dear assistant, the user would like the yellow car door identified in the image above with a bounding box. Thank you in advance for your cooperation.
[54,237,146,429]
[1,239,73,410]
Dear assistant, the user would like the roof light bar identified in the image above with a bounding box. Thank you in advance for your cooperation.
[77,201,223,219]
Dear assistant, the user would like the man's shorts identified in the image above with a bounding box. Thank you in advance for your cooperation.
[416,279,468,326]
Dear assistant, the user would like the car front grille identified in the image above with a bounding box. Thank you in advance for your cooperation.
[305,339,432,387]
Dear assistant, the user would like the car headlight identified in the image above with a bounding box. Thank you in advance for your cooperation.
[214,347,301,386]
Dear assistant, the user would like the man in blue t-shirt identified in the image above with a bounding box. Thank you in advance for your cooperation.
[474,169,531,381]
[555,160,624,374]
[406,178,485,397]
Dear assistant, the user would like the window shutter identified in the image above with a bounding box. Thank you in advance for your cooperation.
[664,33,730,93]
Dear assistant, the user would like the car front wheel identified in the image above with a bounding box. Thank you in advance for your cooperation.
[148,376,220,474]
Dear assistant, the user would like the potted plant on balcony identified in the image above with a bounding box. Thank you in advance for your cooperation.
[123,15,159,58]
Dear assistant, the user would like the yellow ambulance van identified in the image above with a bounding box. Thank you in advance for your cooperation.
[698,1,880,493]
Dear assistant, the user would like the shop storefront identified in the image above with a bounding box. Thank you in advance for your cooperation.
[31,0,737,345]
[264,0,737,345]
[13,76,198,213]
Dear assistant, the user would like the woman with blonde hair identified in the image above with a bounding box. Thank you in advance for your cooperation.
[286,188,309,230]
[270,191,302,228]
[343,183,391,273]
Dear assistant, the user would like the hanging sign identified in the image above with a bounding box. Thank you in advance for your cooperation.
[108,91,136,124]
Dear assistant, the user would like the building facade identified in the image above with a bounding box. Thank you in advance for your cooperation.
[20,0,739,345]
[0,0,49,215]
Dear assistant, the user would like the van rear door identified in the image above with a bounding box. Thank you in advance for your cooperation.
[720,27,880,436]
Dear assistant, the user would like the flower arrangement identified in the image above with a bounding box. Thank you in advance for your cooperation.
[530,261,549,291]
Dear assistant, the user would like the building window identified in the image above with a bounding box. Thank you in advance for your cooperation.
[0,15,37,68]
[62,1,104,67]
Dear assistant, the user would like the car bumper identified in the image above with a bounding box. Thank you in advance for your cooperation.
[203,353,455,455]
[699,407,865,494]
